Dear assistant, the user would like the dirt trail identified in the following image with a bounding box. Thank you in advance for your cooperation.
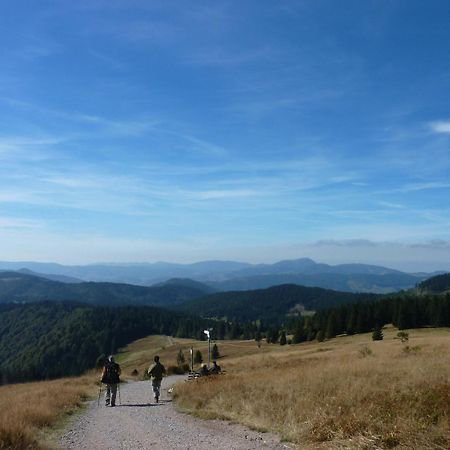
[57,375,292,450]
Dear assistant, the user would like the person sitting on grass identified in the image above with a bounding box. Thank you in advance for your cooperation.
[200,363,210,376]
[209,360,221,375]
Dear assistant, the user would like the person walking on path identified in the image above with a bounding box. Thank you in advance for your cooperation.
[147,355,166,403]
[101,355,121,407]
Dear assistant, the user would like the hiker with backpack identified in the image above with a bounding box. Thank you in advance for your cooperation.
[101,355,121,407]
[147,355,166,403]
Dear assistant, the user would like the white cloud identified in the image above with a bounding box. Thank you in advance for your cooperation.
[429,120,450,134]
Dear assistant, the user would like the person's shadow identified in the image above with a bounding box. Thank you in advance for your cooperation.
[118,400,172,407]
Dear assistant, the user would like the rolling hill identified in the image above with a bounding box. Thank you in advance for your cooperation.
[0,258,431,293]
[0,272,212,307]
[417,272,450,294]
[0,301,211,383]
[176,284,379,323]
[208,271,421,294]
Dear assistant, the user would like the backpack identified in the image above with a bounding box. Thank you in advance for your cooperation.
[101,362,120,384]
[149,362,165,381]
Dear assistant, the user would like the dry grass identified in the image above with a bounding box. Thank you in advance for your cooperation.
[0,373,97,450]
[117,334,285,378]
[173,327,450,449]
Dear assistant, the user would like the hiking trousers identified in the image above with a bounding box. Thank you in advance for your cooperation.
[152,379,162,401]
[105,383,118,406]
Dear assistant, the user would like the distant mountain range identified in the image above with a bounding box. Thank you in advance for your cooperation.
[0,272,212,307]
[0,258,435,293]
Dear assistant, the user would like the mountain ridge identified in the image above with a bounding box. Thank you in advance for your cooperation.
[0,258,431,291]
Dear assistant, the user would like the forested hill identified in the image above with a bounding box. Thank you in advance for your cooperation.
[176,284,379,323]
[0,271,212,307]
[0,302,213,383]
[417,273,450,294]
[297,293,450,342]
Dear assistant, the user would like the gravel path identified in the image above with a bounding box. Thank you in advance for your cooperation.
[57,375,292,450]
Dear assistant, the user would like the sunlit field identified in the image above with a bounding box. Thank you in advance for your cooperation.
[173,327,450,449]
[3,328,449,450]
[0,374,97,450]
[116,334,295,377]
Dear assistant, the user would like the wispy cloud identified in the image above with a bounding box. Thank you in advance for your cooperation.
[401,181,450,192]
[0,217,43,230]
[429,120,450,134]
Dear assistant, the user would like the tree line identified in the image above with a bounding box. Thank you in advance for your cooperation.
[287,293,450,343]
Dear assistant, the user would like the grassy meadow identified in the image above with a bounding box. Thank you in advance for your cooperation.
[2,327,449,450]
[116,334,288,377]
[172,327,450,450]
[0,373,97,450]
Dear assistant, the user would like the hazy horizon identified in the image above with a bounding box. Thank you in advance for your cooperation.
[1,239,450,273]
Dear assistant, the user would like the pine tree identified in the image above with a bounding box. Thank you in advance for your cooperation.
[194,350,203,364]
[316,330,325,342]
[211,343,220,360]
[255,330,262,347]
[176,349,185,366]
[372,325,383,341]
[279,330,287,345]
[292,319,306,344]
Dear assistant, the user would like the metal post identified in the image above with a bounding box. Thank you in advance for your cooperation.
[208,336,211,369]
[190,347,194,372]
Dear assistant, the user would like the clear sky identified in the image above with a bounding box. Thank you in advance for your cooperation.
[0,1,450,271]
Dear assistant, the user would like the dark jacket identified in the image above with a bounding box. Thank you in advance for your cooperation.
[101,362,121,384]
[148,361,166,381]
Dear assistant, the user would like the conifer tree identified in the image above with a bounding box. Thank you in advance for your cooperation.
[316,330,325,342]
[211,343,220,360]
[372,325,383,341]
[292,320,306,344]
[176,349,185,366]
[279,330,287,345]
[194,350,203,364]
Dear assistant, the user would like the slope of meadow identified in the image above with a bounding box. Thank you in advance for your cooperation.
[0,374,97,450]
[3,328,449,450]
[173,327,450,449]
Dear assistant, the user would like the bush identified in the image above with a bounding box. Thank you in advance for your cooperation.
[167,364,191,375]
[403,345,421,354]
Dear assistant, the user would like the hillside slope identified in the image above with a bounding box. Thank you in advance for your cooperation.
[418,272,450,294]
[209,271,420,294]
[0,302,210,383]
[177,284,378,322]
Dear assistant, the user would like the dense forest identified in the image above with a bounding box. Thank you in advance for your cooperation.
[177,284,379,323]
[418,273,450,293]
[0,302,219,383]
[287,293,450,343]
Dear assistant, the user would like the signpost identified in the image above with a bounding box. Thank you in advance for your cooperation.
[203,328,212,369]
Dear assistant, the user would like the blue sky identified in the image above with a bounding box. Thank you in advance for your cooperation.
[1,0,450,270]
